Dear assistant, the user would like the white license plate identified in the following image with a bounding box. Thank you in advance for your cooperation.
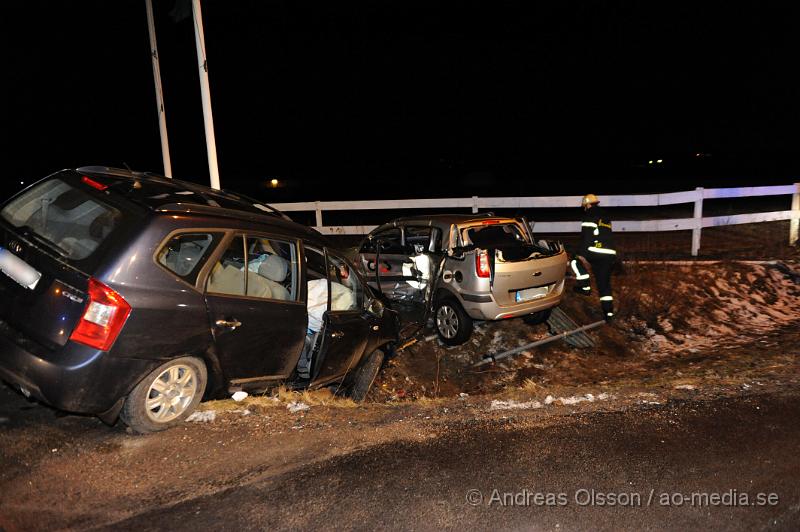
[0,248,42,290]
[515,286,549,302]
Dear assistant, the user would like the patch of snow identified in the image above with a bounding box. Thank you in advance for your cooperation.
[186,410,216,423]
[558,393,609,405]
[543,393,610,406]
[490,330,506,348]
[490,399,542,411]
[287,401,310,413]
[674,384,697,390]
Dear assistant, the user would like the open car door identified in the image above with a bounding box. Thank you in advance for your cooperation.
[305,248,373,385]
[359,225,442,339]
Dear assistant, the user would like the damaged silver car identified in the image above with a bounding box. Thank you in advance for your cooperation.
[357,214,568,345]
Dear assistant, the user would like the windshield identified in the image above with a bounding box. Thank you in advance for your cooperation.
[1,177,122,260]
[461,222,530,248]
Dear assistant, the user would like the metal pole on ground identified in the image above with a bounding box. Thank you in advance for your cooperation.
[191,0,221,190]
[145,0,172,177]
[472,320,606,368]
[791,182,799,246]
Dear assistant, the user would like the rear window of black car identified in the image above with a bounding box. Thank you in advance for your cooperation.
[157,232,224,284]
[0,171,143,269]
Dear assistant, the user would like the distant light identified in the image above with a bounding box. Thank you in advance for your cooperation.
[656,159,663,164]
[648,160,654,164]
[270,178,279,186]
[19,181,24,185]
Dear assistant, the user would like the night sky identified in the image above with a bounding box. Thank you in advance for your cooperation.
[4,1,799,201]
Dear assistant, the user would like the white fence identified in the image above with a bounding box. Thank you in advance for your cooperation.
[272,183,800,256]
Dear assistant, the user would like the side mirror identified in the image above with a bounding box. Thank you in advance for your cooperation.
[367,297,385,317]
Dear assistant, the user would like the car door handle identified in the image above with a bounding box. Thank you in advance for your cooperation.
[330,330,344,339]
[216,319,242,329]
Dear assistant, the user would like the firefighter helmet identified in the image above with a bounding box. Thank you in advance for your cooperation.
[581,194,600,207]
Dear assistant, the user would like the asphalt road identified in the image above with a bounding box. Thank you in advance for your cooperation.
[107,392,800,531]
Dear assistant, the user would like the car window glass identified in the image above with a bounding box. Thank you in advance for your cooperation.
[305,246,329,332]
[463,223,527,247]
[305,246,327,281]
[246,236,298,301]
[206,236,246,296]
[368,228,403,254]
[157,232,222,284]
[1,177,122,261]
[327,254,362,312]
[405,226,433,251]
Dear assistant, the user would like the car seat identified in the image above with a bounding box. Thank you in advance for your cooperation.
[255,255,290,300]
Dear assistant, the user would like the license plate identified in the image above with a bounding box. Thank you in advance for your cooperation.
[515,286,549,302]
[0,247,42,290]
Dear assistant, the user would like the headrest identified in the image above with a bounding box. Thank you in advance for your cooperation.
[258,254,289,282]
[52,189,87,210]
[89,212,115,238]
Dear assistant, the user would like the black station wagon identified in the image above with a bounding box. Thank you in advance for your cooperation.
[0,167,396,432]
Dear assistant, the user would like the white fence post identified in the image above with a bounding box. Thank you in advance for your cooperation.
[472,196,479,214]
[691,187,704,256]
[791,182,800,246]
[315,201,323,228]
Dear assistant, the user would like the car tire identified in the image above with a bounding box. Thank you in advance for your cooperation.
[121,356,207,434]
[349,348,385,402]
[434,298,473,346]
[522,308,552,325]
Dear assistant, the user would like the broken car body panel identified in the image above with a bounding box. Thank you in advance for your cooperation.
[357,214,568,337]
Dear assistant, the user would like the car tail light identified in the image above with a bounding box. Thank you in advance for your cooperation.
[81,175,108,191]
[476,250,491,278]
[70,278,131,351]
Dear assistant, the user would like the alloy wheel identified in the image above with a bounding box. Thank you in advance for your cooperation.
[436,305,459,339]
[144,364,198,423]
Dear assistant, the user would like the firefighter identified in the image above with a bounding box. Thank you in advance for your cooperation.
[571,194,617,321]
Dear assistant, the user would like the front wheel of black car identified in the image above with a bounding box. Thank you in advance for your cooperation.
[434,299,473,346]
[523,308,552,325]
[121,356,207,434]
[349,348,385,401]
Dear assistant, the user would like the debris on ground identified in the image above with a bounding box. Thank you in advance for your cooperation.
[231,391,248,402]
[186,410,217,423]
[489,399,543,411]
[287,401,310,413]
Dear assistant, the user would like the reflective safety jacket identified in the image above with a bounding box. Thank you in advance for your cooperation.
[580,205,616,256]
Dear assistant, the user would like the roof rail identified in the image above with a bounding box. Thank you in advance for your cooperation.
[156,202,314,233]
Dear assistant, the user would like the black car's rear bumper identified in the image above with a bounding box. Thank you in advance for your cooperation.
[0,320,155,415]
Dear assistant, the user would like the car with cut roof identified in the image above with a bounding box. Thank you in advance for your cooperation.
[357,214,568,345]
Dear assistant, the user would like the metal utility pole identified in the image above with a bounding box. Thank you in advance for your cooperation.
[145,0,172,177]
[791,182,799,246]
[191,0,221,190]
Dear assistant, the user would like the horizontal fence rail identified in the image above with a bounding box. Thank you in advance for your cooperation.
[271,183,800,256]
